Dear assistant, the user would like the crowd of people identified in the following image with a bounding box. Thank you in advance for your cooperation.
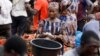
[0,0,100,56]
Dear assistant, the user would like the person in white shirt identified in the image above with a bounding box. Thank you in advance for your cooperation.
[83,14,100,38]
[11,0,33,37]
[63,31,100,56]
[0,0,12,39]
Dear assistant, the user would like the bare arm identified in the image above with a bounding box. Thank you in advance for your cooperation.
[25,2,38,15]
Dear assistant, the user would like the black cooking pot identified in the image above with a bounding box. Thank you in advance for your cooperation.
[30,38,62,56]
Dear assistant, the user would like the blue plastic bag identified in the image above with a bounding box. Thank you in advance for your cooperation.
[75,31,83,47]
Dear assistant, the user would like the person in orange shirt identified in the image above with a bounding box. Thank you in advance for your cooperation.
[33,0,49,33]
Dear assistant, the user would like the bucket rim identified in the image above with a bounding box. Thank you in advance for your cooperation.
[30,38,62,50]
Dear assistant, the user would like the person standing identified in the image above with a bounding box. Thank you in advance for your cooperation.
[77,0,94,31]
[32,0,49,33]
[0,0,12,39]
[11,0,32,37]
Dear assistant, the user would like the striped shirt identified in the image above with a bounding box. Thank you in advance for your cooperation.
[38,18,61,35]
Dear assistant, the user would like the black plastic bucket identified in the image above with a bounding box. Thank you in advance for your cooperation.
[30,38,62,56]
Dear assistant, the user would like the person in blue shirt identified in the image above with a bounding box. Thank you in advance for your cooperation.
[75,31,83,47]
[83,14,100,37]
